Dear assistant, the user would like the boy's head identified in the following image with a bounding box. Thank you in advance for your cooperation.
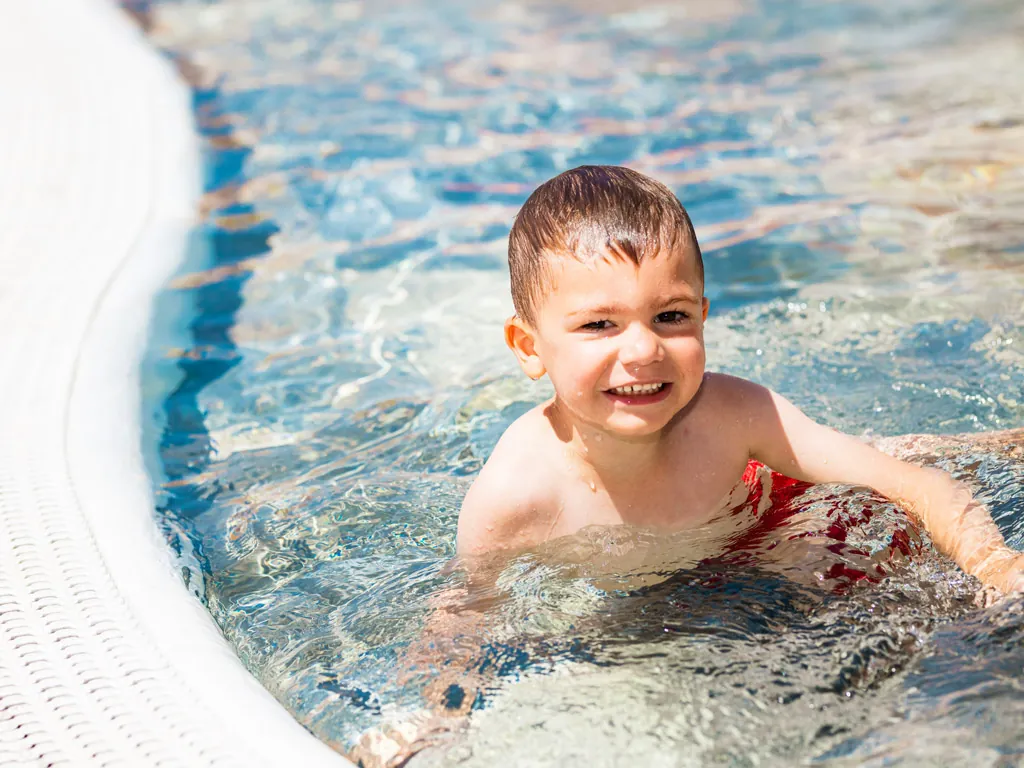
[505,166,710,438]
[508,165,703,325]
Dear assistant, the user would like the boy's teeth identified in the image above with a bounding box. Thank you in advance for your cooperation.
[610,383,664,395]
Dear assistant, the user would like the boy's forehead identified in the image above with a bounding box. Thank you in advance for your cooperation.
[545,243,703,297]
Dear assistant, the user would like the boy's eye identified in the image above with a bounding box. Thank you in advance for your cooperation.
[580,319,612,331]
[655,311,689,324]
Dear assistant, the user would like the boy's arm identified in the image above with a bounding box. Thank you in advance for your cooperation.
[353,466,546,765]
[356,486,552,765]
[457,432,559,556]
[731,378,1024,593]
[349,567,507,767]
[456,471,553,556]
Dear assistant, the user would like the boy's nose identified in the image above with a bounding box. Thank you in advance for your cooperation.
[619,323,664,368]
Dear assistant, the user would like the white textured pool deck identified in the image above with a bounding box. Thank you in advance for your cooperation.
[0,1,346,765]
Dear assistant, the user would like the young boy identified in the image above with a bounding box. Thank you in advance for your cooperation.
[457,165,1024,594]
[351,165,1023,767]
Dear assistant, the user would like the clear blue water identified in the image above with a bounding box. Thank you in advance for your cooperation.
[139,0,1024,764]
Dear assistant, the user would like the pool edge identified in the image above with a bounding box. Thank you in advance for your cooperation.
[0,0,347,764]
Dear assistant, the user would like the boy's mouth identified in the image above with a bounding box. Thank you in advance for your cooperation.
[603,382,671,404]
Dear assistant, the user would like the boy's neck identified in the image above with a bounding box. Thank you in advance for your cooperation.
[545,398,673,485]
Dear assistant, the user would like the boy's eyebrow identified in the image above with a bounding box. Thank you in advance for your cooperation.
[566,303,627,319]
[566,293,702,318]
[657,291,702,305]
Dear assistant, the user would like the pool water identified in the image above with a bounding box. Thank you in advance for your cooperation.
[138,0,1024,764]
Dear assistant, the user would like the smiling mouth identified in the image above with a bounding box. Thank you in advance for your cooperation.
[603,382,672,404]
[607,382,665,396]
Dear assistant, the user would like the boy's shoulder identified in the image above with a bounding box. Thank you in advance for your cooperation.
[701,370,764,396]
[682,372,771,424]
[662,373,777,464]
[457,403,563,556]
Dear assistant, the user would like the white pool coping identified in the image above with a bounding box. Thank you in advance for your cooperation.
[0,0,347,764]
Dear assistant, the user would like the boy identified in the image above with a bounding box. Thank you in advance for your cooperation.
[351,165,1023,767]
[457,165,1024,593]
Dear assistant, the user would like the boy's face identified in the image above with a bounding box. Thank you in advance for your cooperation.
[512,244,709,439]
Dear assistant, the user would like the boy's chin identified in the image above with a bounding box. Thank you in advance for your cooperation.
[599,412,675,439]
[554,397,676,439]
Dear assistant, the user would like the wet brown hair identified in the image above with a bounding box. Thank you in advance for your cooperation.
[508,165,703,324]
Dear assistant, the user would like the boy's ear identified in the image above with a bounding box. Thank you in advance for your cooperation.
[504,315,546,380]
[701,297,710,323]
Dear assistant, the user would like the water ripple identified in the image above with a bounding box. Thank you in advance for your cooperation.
[138,0,1024,762]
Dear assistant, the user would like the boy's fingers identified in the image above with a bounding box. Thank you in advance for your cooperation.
[350,713,451,768]
[1004,554,1024,593]
[350,729,405,768]
[978,556,1024,598]
[974,585,1000,608]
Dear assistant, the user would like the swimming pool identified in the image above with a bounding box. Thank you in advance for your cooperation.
[140,0,1024,763]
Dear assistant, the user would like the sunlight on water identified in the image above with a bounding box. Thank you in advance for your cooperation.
[139,0,1024,763]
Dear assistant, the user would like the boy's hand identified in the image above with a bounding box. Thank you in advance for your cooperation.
[971,547,1024,594]
[905,475,1024,596]
[348,712,458,768]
